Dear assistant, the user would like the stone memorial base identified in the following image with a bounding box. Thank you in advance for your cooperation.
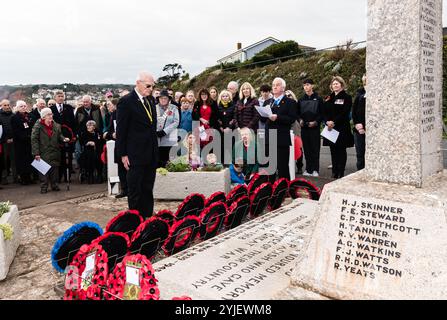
[153,199,319,300]
[289,170,447,300]
[154,169,231,200]
[0,205,22,281]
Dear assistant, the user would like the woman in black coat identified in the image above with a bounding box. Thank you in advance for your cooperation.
[216,90,236,164]
[11,101,34,184]
[234,82,260,131]
[323,76,354,179]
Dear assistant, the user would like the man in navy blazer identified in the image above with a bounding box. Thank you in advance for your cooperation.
[116,72,158,219]
[261,77,298,180]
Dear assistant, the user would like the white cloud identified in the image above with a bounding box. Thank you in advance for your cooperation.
[0,0,445,84]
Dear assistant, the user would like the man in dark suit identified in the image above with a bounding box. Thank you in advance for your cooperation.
[261,78,297,181]
[51,90,76,182]
[116,72,158,219]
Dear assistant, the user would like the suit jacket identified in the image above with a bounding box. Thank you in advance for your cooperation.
[51,103,77,134]
[262,96,298,147]
[75,105,103,135]
[116,90,158,167]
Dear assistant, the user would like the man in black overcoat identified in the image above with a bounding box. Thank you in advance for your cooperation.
[116,72,158,219]
[51,90,77,182]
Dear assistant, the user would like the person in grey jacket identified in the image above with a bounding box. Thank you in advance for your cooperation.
[156,90,180,167]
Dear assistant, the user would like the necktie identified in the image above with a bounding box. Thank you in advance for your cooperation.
[142,97,153,124]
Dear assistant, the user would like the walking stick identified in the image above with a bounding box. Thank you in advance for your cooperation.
[65,142,70,191]
[61,125,74,192]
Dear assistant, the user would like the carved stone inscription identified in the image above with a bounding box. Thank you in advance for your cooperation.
[153,201,316,300]
[332,197,421,280]
[420,0,438,134]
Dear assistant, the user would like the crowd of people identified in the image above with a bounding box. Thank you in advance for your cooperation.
[0,73,367,204]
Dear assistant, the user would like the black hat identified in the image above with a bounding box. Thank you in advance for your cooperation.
[268,178,290,211]
[249,182,273,217]
[303,78,314,85]
[198,202,227,240]
[159,90,170,98]
[289,178,321,201]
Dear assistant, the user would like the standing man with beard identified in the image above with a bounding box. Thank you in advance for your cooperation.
[116,72,158,219]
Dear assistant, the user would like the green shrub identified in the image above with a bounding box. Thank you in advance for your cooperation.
[0,202,11,219]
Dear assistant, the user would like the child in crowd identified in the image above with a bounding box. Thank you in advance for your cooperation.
[178,97,193,133]
[230,162,245,186]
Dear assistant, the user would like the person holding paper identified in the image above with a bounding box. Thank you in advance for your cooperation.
[322,76,354,179]
[261,77,298,180]
[192,88,219,148]
[31,108,70,194]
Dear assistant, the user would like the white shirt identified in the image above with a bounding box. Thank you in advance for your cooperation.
[135,88,146,106]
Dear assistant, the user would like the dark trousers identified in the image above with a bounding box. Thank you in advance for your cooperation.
[127,165,156,219]
[2,143,17,181]
[158,147,171,168]
[302,128,321,173]
[117,161,128,194]
[277,146,291,180]
[354,132,366,171]
[39,166,59,190]
[329,145,347,178]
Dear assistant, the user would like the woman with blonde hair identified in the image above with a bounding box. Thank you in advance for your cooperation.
[322,76,354,179]
[235,82,260,131]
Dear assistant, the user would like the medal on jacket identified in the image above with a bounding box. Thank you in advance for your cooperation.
[142,98,153,124]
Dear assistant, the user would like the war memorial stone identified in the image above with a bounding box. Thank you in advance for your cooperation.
[288,0,447,300]
[153,200,319,300]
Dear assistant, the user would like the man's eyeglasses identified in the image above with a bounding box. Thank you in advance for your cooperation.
[145,84,155,89]
[48,104,55,106]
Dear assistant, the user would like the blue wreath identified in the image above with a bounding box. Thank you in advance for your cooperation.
[51,222,103,273]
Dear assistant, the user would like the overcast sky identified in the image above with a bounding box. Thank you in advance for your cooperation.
[0,0,446,85]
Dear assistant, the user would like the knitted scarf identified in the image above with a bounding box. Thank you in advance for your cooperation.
[40,119,54,137]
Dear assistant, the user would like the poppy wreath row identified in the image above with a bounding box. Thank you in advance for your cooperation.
[54,177,321,300]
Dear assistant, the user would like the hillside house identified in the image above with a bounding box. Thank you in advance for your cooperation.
[217,37,316,65]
